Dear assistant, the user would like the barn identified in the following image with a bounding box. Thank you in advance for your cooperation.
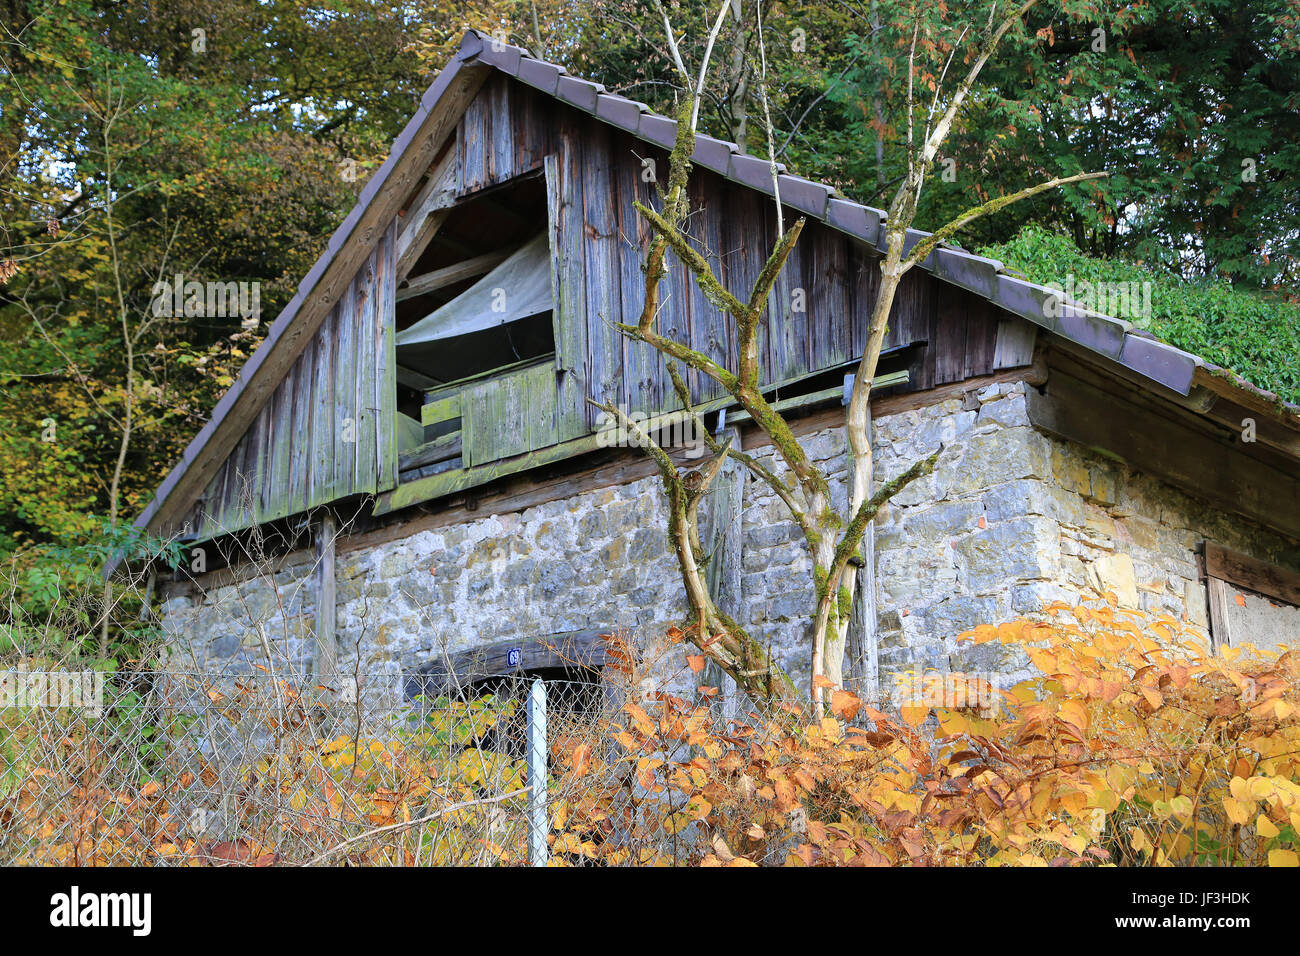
[138,31,1300,706]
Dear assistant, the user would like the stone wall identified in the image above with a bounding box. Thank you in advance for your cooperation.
[160,379,1300,704]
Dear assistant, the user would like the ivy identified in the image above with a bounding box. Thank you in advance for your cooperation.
[981,226,1300,405]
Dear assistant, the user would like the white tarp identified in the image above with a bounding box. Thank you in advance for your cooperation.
[396,232,552,347]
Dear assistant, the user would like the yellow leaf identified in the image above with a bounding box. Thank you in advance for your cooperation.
[1256,815,1281,839]
[831,689,861,721]
[1268,849,1298,867]
[937,710,967,736]
[1223,797,1253,826]
[1059,700,1090,732]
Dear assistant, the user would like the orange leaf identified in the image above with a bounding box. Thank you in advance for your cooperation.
[831,689,862,721]
[572,743,592,776]
[901,705,929,728]
[687,654,706,673]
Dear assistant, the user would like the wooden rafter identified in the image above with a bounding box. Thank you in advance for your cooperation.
[396,248,511,301]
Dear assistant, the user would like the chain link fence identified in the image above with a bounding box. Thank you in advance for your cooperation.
[1,665,780,866]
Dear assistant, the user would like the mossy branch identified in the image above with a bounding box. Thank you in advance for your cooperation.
[905,172,1108,270]
[665,362,811,538]
[588,396,798,707]
[635,201,746,317]
[617,322,739,393]
[747,216,805,317]
[831,447,941,583]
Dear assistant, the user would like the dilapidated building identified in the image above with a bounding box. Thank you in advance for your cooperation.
[138,31,1300,704]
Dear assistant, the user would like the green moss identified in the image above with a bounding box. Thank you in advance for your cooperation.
[813,565,830,605]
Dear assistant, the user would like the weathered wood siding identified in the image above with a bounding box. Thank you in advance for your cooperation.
[455,73,1019,436]
[462,360,558,467]
[181,224,398,539]
[185,72,1034,535]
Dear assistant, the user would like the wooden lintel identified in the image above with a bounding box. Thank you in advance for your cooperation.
[405,629,623,700]
[1205,542,1300,608]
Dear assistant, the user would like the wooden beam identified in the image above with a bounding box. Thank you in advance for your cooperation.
[396,248,510,301]
[1193,366,1300,430]
[405,629,620,699]
[1027,366,1300,541]
[398,432,462,472]
[1205,542,1300,608]
[396,210,450,282]
[375,432,604,515]
[314,512,337,686]
[1207,576,1234,651]
[395,364,441,391]
[395,148,458,279]
[421,393,462,427]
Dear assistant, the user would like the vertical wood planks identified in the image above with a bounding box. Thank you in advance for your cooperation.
[458,90,487,195]
[188,219,395,538]
[463,361,555,465]
[805,227,851,372]
[934,281,969,385]
[962,294,1000,380]
[310,302,335,511]
[580,121,624,416]
[333,274,357,496]
[375,223,398,491]
[457,73,524,195]
[546,144,589,439]
[719,181,761,391]
[353,244,380,494]
[613,135,665,416]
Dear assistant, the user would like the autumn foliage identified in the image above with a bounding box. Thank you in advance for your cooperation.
[2,601,1297,866]
[547,601,1300,866]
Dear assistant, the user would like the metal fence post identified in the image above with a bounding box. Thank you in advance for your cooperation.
[526,678,548,866]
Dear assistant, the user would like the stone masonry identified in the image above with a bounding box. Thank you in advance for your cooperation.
[160,379,1300,704]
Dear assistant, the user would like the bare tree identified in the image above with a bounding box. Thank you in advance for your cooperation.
[614,0,1106,713]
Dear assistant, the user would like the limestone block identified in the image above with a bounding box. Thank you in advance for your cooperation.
[1087,552,1139,607]
[955,516,1054,593]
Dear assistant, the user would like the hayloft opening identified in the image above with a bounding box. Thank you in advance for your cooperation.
[391,170,557,479]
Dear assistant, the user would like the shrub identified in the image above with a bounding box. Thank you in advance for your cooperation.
[550,601,1300,866]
